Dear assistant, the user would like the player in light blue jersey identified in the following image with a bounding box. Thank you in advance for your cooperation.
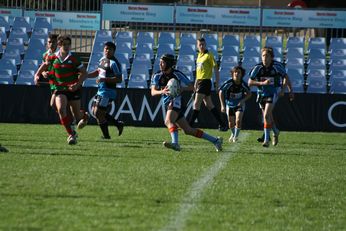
[248,47,294,147]
[87,41,124,139]
[151,54,223,152]
[219,66,251,143]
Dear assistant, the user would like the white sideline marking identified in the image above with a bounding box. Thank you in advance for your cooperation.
[159,133,249,231]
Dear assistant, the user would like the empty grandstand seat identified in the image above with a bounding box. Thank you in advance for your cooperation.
[135,43,154,60]
[130,63,150,77]
[8,27,29,44]
[306,78,327,94]
[207,44,218,60]
[307,48,326,59]
[179,32,197,46]
[15,77,35,85]
[176,54,195,67]
[28,38,45,51]
[2,48,22,65]
[272,47,283,62]
[115,52,131,70]
[95,30,113,42]
[30,27,48,40]
[132,53,152,68]
[136,31,154,45]
[202,33,218,47]
[0,16,10,33]
[329,79,346,94]
[221,45,239,57]
[241,56,260,72]
[0,58,17,74]
[219,55,239,70]
[156,43,175,58]
[127,73,149,89]
[243,35,261,48]
[286,36,305,49]
[116,42,133,58]
[330,48,346,60]
[0,69,14,84]
[285,58,305,69]
[178,44,196,57]
[88,52,103,67]
[306,58,326,69]
[0,26,7,43]
[222,34,240,47]
[306,68,326,80]
[12,16,31,31]
[329,69,346,80]
[308,37,326,49]
[243,46,261,58]
[265,36,283,48]
[17,69,35,81]
[33,17,52,31]
[6,37,25,54]
[152,57,161,73]
[329,59,346,71]
[176,65,194,81]
[286,68,304,81]
[219,67,231,83]
[157,32,175,46]
[290,78,305,93]
[329,38,346,51]
[286,47,304,60]
[115,31,133,44]
[20,59,39,72]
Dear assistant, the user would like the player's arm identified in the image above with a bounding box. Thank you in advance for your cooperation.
[214,65,220,90]
[248,77,271,87]
[218,89,226,113]
[283,74,294,101]
[239,88,252,106]
[87,70,99,79]
[34,62,49,85]
[98,72,122,84]
[151,85,169,97]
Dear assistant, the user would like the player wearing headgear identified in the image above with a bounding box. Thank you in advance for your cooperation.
[219,66,251,143]
[151,54,223,152]
[248,47,294,147]
[87,41,124,139]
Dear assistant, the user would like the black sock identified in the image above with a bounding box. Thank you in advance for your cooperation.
[210,107,224,126]
[99,121,110,138]
[105,114,121,127]
[189,110,200,126]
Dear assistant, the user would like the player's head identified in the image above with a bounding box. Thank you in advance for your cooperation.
[197,37,206,53]
[261,46,274,67]
[160,54,175,72]
[104,41,116,58]
[57,35,72,52]
[231,66,245,82]
[47,34,58,51]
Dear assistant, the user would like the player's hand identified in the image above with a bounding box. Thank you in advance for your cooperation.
[220,105,225,113]
[69,83,81,91]
[34,75,40,86]
[162,86,170,95]
[42,71,49,79]
[262,79,271,85]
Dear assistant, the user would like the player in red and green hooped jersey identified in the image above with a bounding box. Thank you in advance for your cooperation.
[35,35,89,145]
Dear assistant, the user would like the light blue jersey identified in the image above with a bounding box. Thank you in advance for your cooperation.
[97,56,122,99]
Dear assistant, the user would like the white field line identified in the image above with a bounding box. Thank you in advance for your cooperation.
[159,132,249,231]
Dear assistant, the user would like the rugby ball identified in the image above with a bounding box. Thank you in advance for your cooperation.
[166,78,181,98]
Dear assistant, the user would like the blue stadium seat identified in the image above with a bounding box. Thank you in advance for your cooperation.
[115,31,133,44]
[329,59,346,71]
[135,43,154,60]
[88,52,103,67]
[202,33,218,47]
[115,52,131,71]
[243,46,261,58]
[306,58,326,70]
[33,17,52,31]
[0,58,17,75]
[329,79,346,94]
[307,48,326,60]
[179,32,197,46]
[0,16,10,33]
[8,27,29,44]
[132,53,152,68]
[157,32,175,46]
[30,27,48,40]
[0,69,14,84]
[87,63,98,72]
[243,35,261,48]
[219,67,231,83]
[127,73,149,89]
[12,16,31,31]
[207,44,218,61]
[130,63,150,78]
[83,78,98,88]
[286,68,304,81]
[286,36,305,49]
[116,42,133,58]
[15,78,35,85]
[285,58,305,69]
[28,38,45,51]
[272,47,283,62]
[308,37,326,50]
[221,45,239,57]
[176,65,194,81]
[152,57,161,73]
[20,59,39,72]
[286,47,304,60]
[265,36,283,48]
[329,38,346,51]
[330,48,346,61]
[178,44,196,57]
[2,48,22,66]
[176,54,195,67]
[306,68,326,80]
[6,37,25,54]
[306,78,327,94]
[222,34,240,47]
[17,69,35,81]
[329,69,346,80]
[219,55,239,69]
[95,30,113,43]
[241,56,260,72]
[290,78,305,93]
[156,43,175,59]
[0,26,7,43]
[136,31,154,45]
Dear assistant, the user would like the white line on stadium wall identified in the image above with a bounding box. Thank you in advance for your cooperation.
[159,133,249,231]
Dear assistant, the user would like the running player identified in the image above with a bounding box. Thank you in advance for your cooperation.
[87,41,124,139]
[219,66,251,142]
[248,47,294,147]
[151,54,223,152]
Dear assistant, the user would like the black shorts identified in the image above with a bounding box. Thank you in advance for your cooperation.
[55,89,81,101]
[227,105,244,116]
[195,79,212,96]
[93,95,114,110]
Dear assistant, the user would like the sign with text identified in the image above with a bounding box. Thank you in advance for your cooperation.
[176,6,260,26]
[263,9,346,28]
[25,11,100,30]
[0,8,22,17]
[102,3,174,23]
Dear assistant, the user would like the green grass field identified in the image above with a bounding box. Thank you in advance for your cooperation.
[0,123,345,231]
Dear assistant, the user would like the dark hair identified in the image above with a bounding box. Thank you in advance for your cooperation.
[231,66,246,78]
[197,37,206,43]
[104,41,116,51]
[160,53,175,68]
[261,46,274,57]
[48,34,58,41]
[57,35,71,45]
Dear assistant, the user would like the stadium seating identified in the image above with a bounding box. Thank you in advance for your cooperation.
[222,34,240,47]
[221,45,239,58]
[156,43,175,59]
[0,69,14,84]
[0,58,17,75]
[219,55,239,69]
[306,78,327,94]
[30,28,49,40]
[330,48,346,60]
[241,56,260,72]
[243,35,261,48]
[202,33,218,47]
[243,46,261,58]
[20,59,39,72]
[289,78,305,93]
[178,44,196,57]
[33,17,53,32]
[306,58,326,69]
[176,65,194,81]
[2,48,21,66]
[179,32,197,46]
[306,68,326,80]
[6,37,25,55]
[286,47,304,60]
[12,16,31,32]
[308,37,326,50]
[115,31,133,44]
[329,69,346,80]
[285,58,305,69]
[136,31,154,45]
[329,79,346,94]
[265,36,283,48]
[307,48,326,60]
[176,54,195,67]
[0,16,10,33]
[286,36,305,49]
[286,68,305,81]
[272,47,283,62]
[329,59,346,71]
[157,32,176,47]
[329,37,346,51]
[115,53,131,71]
[132,53,152,68]
[127,73,149,89]
[135,43,154,60]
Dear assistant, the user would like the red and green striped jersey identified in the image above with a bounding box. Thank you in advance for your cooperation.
[47,51,83,91]
[42,49,56,90]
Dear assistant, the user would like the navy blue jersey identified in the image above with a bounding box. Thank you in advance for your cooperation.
[248,61,286,97]
[151,69,193,107]
[220,79,250,108]
[97,56,122,99]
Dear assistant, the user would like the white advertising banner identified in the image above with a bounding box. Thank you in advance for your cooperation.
[263,9,346,28]
[25,11,100,30]
[176,6,260,26]
[0,8,22,17]
[102,3,174,23]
